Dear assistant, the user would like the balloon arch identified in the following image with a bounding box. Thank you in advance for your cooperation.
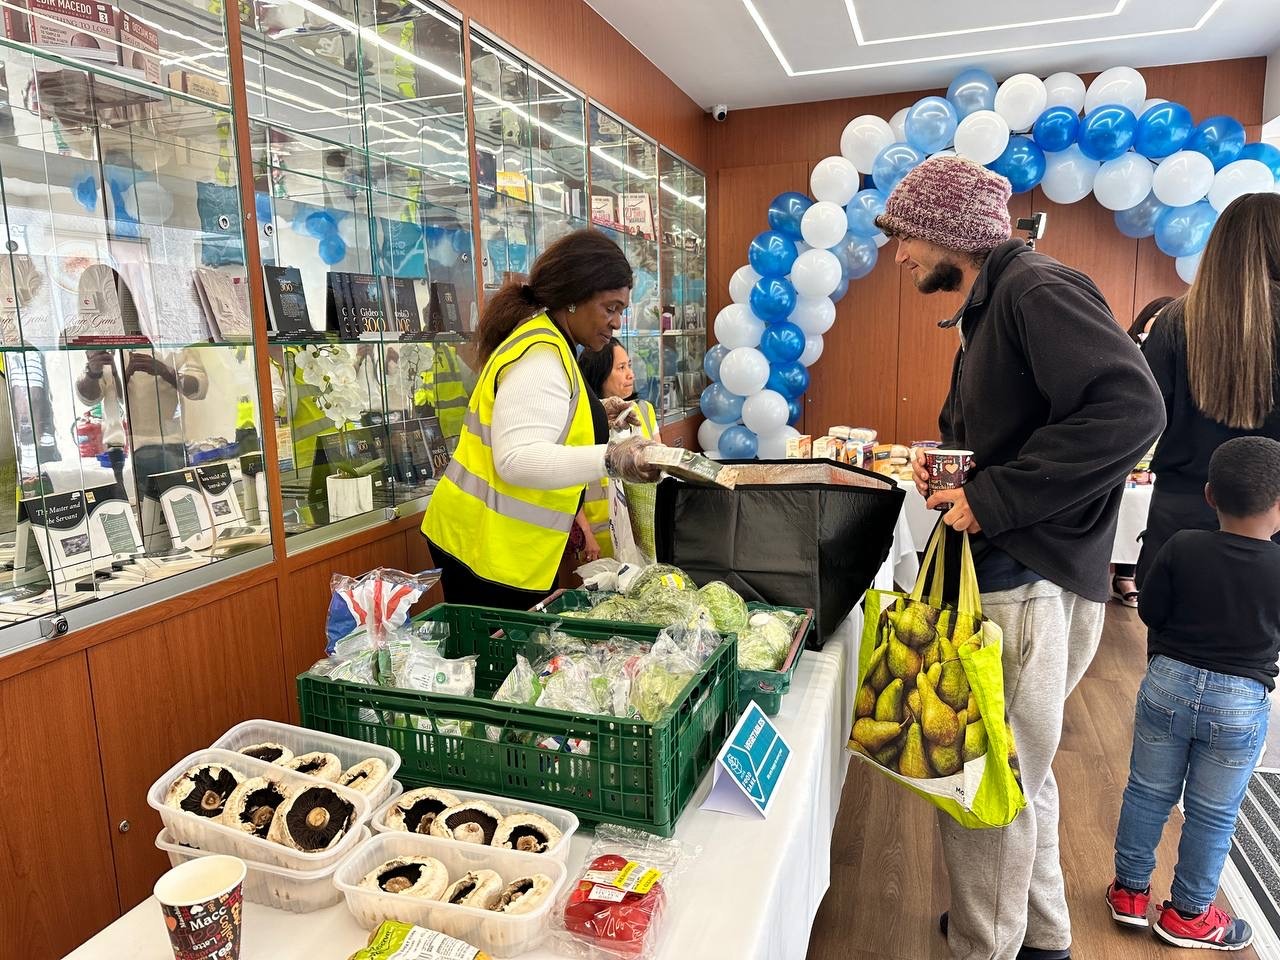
[698,66,1280,459]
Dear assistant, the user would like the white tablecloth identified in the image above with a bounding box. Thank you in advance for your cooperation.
[897,479,1153,566]
[66,557,900,960]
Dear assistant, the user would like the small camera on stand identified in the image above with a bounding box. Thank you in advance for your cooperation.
[1016,212,1048,248]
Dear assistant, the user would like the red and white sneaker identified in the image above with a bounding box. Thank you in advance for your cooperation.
[1154,901,1253,950]
[1105,881,1151,928]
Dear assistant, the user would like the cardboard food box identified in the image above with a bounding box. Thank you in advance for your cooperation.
[24,0,119,62]
[812,435,845,461]
[117,11,159,85]
[785,434,812,459]
[167,69,230,105]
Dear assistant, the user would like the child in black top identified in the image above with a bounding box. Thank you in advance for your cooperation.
[1105,436,1280,950]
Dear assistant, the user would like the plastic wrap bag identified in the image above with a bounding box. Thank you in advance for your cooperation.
[738,610,794,671]
[607,479,647,566]
[656,616,722,666]
[393,624,476,737]
[553,825,697,960]
[325,567,441,657]
[486,654,541,742]
[628,634,699,723]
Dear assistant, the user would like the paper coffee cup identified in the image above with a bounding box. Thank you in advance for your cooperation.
[154,855,246,960]
[924,449,974,508]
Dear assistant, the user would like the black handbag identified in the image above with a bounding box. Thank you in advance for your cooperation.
[655,459,904,648]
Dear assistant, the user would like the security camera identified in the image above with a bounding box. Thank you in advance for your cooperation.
[711,104,728,122]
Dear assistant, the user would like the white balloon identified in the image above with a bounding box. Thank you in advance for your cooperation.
[1093,154,1155,211]
[953,110,1010,165]
[757,426,801,460]
[790,295,836,335]
[799,334,824,367]
[840,115,895,175]
[993,73,1047,133]
[1084,66,1146,114]
[1043,72,1085,113]
[1141,98,1168,114]
[1207,159,1275,211]
[1040,144,1100,204]
[719,347,771,396]
[741,389,790,434]
[890,107,909,142]
[799,201,848,250]
[873,231,891,248]
[790,249,842,298]
[1176,252,1202,284]
[713,303,764,349]
[729,265,760,305]
[704,448,723,460]
[698,418,733,453]
[810,156,860,206]
[1152,150,1216,207]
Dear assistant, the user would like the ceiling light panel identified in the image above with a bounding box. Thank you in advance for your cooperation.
[849,0,1126,46]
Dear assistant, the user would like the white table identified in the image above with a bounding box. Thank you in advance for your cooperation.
[66,557,898,960]
[897,479,1154,566]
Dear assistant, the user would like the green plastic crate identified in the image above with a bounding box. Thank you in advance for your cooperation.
[535,589,813,717]
[296,603,738,836]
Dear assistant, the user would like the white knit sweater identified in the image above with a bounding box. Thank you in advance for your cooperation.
[491,343,608,489]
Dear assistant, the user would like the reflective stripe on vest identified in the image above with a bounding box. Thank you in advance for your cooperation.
[425,345,468,436]
[422,314,595,590]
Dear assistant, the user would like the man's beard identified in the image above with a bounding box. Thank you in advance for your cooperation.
[915,260,964,293]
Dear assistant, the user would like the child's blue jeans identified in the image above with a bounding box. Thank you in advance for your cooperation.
[1114,654,1271,913]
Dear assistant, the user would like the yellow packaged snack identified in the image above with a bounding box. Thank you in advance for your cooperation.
[348,921,491,960]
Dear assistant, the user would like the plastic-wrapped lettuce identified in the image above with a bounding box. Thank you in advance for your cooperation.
[586,594,643,622]
[697,581,748,636]
[625,563,690,599]
[738,611,794,672]
[637,589,712,630]
[628,636,698,722]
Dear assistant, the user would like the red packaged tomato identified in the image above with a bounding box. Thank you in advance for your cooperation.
[556,827,693,960]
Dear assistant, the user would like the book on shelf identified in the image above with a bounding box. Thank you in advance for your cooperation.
[152,468,216,551]
[382,277,422,334]
[427,281,461,335]
[590,195,618,229]
[262,265,312,336]
[187,267,249,341]
[8,0,120,63]
[325,271,354,337]
[348,272,387,335]
[496,171,531,202]
[19,481,143,586]
[621,193,656,240]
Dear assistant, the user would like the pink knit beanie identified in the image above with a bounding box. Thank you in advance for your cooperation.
[875,156,1012,252]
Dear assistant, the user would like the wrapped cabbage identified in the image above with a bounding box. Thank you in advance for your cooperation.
[586,594,643,622]
[738,612,794,672]
[697,581,748,636]
[637,590,712,630]
[628,637,698,722]
[625,563,690,599]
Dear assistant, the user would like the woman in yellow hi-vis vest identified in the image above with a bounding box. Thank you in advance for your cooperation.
[421,230,670,608]
[573,337,659,561]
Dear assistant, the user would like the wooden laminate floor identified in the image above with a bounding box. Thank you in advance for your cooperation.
[807,602,1280,960]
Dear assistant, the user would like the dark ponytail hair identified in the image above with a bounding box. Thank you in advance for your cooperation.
[578,337,624,399]
[477,229,633,364]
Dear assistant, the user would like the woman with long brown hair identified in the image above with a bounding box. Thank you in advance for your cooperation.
[421,229,669,607]
[1136,192,1280,584]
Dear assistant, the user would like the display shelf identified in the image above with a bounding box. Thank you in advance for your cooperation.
[657,147,707,425]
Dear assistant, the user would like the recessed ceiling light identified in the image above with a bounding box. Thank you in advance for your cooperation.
[745,0,1226,78]
[846,0,1130,46]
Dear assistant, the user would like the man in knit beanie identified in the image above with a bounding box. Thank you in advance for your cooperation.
[877,156,1165,960]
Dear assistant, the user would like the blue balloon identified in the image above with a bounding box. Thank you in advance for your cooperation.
[905,96,958,155]
[872,143,925,196]
[768,361,810,400]
[846,189,887,238]
[1188,116,1246,171]
[748,230,799,278]
[1134,102,1193,159]
[833,233,878,280]
[72,174,98,212]
[1240,142,1280,180]
[255,191,274,224]
[988,137,1046,194]
[766,192,813,241]
[760,321,806,364]
[947,67,997,119]
[719,425,758,459]
[318,233,348,265]
[451,229,473,253]
[1077,105,1137,162]
[749,276,797,322]
[1032,106,1080,153]
[700,382,746,424]
[704,344,728,382]
[787,397,803,425]
[1114,191,1169,239]
[305,209,340,238]
[1154,201,1219,258]
[829,274,851,303]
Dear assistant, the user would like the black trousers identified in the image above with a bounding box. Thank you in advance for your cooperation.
[425,537,547,610]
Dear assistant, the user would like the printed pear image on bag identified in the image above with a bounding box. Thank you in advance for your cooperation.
[848,523,1027,829]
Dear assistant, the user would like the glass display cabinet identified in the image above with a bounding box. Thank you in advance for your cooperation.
[246,0,477,553]
[658,149,707,423]
[0,0,272,651]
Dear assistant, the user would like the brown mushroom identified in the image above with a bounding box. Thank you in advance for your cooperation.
[429,800,502,845]
[384,787,461,834]
[357,856,449,899]
[268,785,354,851]
[164,764,243,819]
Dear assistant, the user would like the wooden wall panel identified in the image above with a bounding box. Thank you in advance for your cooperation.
[278,534,410,723]
[1134,237,1189,314]
[1030,190,1139,325]
[454,0,707,168]
[0,654,119,956]
[88,583,290,909]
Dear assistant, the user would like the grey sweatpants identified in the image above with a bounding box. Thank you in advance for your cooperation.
[939,580,1105,960]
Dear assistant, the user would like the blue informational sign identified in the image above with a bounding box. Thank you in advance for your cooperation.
[702,702,792,818]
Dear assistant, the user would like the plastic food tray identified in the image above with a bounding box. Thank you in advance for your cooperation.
[211,718,402,809]
[147,748,370,872]
[335,831,567,958]
[155,826,366,913]
[370,786,579,864]
[535,588,813,716]
[297,603,738,836]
